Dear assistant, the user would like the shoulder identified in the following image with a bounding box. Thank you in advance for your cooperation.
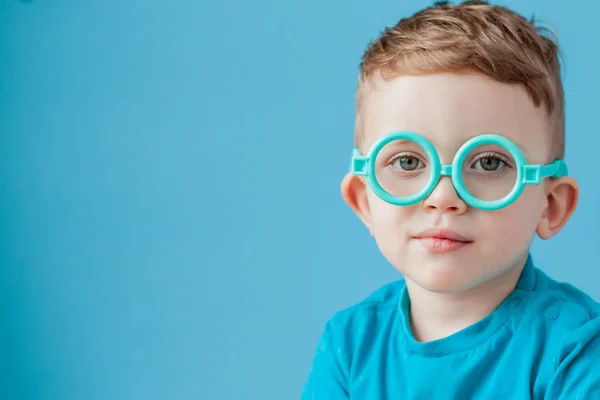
[527,266,600,366]
[302,281,405,397]
[322,279,405,347]
[531,270,600,397]
[527,266,600,329]
[327,279,405,327]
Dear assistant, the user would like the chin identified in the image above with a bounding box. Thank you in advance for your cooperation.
[401,256,484,294]
[414,273,472,294]
[420,280,476,294]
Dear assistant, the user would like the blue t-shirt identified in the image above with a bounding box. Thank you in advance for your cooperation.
[302,255,600,399]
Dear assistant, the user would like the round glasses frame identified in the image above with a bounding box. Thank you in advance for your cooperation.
[350,130,568,211]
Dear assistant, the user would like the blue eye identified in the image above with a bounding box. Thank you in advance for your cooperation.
[472,154,510,171]
[391,155,425,171]
[476,157,502,171]
[398,157,420,170]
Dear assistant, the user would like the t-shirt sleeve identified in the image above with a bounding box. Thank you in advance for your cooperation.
[301,317,350,399]
[545,315,600,399]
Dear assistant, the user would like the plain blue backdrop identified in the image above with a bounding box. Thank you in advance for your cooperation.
[1,0,598,399]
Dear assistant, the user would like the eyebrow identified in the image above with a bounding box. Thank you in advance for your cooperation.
[511,140,530,158]
[463,133,532,159]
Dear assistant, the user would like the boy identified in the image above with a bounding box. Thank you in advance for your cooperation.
[302,1,600,399]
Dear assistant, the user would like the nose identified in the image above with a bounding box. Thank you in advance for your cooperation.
[422,176,468,214]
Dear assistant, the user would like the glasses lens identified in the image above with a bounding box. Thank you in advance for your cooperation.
[374,139,431,198]
[460,144,517,202]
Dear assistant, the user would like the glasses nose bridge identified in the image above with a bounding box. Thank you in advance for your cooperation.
[440,164,453,177]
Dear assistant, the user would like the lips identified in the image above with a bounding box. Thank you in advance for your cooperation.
[414,228,471,242]
[413,228,473,253]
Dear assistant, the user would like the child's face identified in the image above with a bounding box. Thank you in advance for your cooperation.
[344,72,576,294]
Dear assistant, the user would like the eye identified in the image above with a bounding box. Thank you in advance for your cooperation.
[472,154,508,171]
[391,155,425,171]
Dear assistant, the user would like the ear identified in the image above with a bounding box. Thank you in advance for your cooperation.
[536,177,579,240]
[341,173,374,236]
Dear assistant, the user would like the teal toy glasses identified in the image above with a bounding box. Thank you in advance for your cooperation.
[350,130,568,211]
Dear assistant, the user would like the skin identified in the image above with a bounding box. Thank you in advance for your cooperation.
[342,72,579,342]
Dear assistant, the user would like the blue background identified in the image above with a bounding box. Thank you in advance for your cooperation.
[1,0,598,399]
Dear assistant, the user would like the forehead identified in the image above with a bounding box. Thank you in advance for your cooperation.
[358,72,550,162]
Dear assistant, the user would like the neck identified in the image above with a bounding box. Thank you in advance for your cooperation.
[406,257,527,343]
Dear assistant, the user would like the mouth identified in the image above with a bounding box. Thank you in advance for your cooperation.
[412,228,473,253]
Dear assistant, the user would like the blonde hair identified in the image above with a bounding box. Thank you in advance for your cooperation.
[355,0,565,159]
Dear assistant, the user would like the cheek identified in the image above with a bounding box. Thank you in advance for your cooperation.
[366,192,415,269]
[478,188,544,247]
[366,191,413,234]
[512,186,546,224]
